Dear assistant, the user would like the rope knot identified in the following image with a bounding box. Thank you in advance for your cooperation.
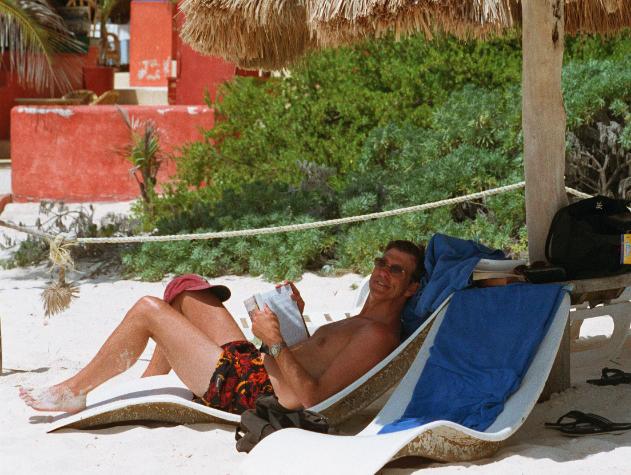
[41,237,79,318]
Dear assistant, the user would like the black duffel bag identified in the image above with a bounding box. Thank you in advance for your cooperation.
[545,195,631,279]
[235,395,329,453]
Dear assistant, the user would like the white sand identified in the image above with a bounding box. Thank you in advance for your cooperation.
[1,204,631,474]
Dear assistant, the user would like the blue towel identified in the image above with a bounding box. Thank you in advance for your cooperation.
[401,234,506,339]
[381,283,566,433]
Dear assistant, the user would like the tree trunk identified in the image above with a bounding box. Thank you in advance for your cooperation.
[522,0,568,263]
[522,0,570,395]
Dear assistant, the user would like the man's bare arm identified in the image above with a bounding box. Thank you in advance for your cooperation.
[251,304,398,408]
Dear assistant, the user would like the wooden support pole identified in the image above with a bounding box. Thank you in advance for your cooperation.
[540,316,571,401]
[522,0,568,263]
[522,0,570,393]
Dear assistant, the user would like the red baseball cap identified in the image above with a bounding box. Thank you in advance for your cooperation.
[163,274,231,304]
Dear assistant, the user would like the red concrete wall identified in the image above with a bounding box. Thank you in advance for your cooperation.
[171,8,236,105]
[0,53,85,140]
[11,105,214,202]
[129,0,174,87]
[173,43,237,105]
[0,68,42,141]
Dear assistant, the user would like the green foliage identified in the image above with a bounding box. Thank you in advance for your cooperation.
[170,33,524,205]
[565,32,631,62]
[2,202,138,269]
[563,59,631,128]
[117,108,165,221]
[609,98,631,151]
[121,32,631,280]
[5,235,49,268]
[123,213,332,281]
[0,0,85,93]
[9,31,618,281]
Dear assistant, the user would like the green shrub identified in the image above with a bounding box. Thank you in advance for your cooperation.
[119,32,631,281]
[3,202,137,269]
[563,59,631,128]
[123,213,333,281]
[0,32,616,280]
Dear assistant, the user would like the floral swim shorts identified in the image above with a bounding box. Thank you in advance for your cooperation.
[200,340,275,415]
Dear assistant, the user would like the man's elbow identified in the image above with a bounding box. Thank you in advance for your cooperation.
[301,381,322,408]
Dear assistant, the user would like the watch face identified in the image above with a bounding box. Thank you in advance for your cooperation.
[270,342,284,357]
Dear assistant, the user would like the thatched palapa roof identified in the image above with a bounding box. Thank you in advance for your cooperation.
[306,0,518,47]
[179,0,631,70]
[179,0,315,70]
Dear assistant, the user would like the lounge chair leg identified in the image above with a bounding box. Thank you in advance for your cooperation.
[540,316,571,401]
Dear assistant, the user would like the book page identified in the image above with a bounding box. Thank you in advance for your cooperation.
[472,259,527,281]
[247,284,309,346]
[475,258,527,272]
[244,296,259,317]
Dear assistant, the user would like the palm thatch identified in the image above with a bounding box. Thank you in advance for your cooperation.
[0,0,84,93]
[179,0,315,70]
[41,275,79,318]
[553,0,631,34]
[179,0,631,70]
[41,237,79,317]
[307,0,517,47]
[311,0,631,47]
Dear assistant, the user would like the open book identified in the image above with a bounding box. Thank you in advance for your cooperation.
[472,258,527,281]
[244,284,310,347]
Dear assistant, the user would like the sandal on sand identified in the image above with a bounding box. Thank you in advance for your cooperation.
[544,410,588,429]
[587,368,631,386]
[545,411,631,436]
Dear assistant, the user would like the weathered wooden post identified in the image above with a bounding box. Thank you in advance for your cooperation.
[522,0,570,396]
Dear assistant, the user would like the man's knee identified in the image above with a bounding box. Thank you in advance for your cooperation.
[131,295,168,316]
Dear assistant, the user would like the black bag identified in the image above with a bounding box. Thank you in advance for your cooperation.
[235,395,329,453]
[545,195,631,279]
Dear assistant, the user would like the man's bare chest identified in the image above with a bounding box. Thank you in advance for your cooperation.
[291,318,370,373]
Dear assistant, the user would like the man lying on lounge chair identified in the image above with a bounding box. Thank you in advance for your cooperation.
[20,240,423,415]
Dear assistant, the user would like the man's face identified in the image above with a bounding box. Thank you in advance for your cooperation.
[368,248,419,301]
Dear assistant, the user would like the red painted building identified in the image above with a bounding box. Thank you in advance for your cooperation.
[129,0,175,88]
[6,0,260,202]
[11,105,214,202]
[0,53,87,141]
[129,0,240,104]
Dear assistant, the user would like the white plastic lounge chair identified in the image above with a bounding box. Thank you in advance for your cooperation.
[240,292,571,474]
[48,281,443,432]
[49,259,525,433]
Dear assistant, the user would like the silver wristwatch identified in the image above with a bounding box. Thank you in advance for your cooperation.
[269,341,287,358]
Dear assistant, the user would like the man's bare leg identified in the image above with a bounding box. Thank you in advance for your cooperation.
[19,296,223,413]
[142,290,247,377]
[142,346,172,377]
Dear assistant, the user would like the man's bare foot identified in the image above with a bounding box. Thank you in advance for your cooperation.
[19,385,87,413]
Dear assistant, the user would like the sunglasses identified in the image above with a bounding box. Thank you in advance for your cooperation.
[374,257,407,276]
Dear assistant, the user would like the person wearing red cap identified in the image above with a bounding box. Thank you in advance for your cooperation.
[20,241,424,415]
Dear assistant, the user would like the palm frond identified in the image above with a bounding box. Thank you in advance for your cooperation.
[0,0,84,93]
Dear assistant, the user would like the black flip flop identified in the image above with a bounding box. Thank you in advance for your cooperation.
[544,410,588,429]
[545,411,631,436]
[587,368,631,386]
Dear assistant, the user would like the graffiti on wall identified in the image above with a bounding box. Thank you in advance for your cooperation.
[137,59,171,82]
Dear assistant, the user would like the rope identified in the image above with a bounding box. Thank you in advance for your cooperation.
[0,182,594,245]
[0,219,55,240]
[1,181,595,318]
[0,182,527,244]
[565,186,593,199]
